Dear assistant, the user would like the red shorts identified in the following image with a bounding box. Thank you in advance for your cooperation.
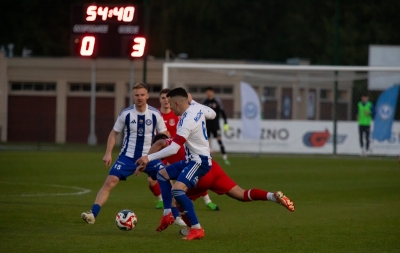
[186,161,237,200]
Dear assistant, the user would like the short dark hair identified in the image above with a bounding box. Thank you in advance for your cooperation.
[133,82,149,91]
[159,88,171,96]
[205,86,213,91]
[167,87,188,98]
[361,92,369,97]
[151,133,169,145]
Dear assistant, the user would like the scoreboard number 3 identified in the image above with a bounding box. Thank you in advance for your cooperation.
[131,37,146,57]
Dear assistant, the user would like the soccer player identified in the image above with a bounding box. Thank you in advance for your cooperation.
[153,88,220,211]
[150,133,295,235]
[81,83,168,224]
[357,92,374,156]
[135,87,216,240]
[147,88,180,209]
[202,86,230,165]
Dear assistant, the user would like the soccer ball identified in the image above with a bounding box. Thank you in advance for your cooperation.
[115,209,137,231]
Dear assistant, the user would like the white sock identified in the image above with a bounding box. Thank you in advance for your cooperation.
[202,194,212,205]
[163,208,171,215]
[267,192,277,202]
[192,223,201,229]
[223,154,228,160]
[157,195,162,201]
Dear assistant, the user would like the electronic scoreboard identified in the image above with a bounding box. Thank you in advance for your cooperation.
[70,4,145,58]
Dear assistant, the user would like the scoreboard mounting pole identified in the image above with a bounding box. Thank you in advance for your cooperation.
[88,59,97,145]
[129,60,134,106]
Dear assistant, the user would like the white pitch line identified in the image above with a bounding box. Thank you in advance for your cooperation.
[0,182,91,197]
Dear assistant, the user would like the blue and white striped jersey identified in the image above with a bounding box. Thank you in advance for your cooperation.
[114,104,167,159]
[177,102,216,165]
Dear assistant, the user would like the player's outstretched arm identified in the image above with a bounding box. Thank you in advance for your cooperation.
[102,130,119,167]
[202,105,216,120]
[195,103,216,120]
[148,139,168,154]
[134,138,180,176]
[147,141,181,162]
[190,98,216,120]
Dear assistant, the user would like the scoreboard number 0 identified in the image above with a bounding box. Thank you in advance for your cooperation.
[80,36,95,56]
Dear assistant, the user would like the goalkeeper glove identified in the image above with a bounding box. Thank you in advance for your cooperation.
[223,124,229,132]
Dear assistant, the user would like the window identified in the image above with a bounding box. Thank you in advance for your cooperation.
[339,90,347,101]
[188,86,198,93]
[263,87,276,99]
[188,85,233,94]
[11,83,22,90]
[70,85,80,91]
[127,83,161,93]
[96,85,114,92]
[11,82,56,91]
[70,83,114,92]
[34,84,44,91]
[82,85,91,92]
[320,89,329,99]
[150,85,162,93]
[213,87,221,93]
[222,87,233,94]
[46,85,56,91]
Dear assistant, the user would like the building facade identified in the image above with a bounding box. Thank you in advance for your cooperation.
[0,52,353,144]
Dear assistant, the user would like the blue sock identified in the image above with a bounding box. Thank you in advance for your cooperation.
[91,204,101,217]
[172,189,198,226]
[171,207,180,219]
[157,172,172,209]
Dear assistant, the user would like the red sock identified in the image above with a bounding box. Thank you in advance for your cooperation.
[149,182,161,197]
[243,189,269,202]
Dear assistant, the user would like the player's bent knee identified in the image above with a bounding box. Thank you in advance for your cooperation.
[103,175,120,189]
[171,181,188,192]
[157,169,170,181]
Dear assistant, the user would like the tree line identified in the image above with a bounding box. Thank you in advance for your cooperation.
[1,0,399,65]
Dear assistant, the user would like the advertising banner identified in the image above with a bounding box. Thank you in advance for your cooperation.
[210,120,400,156]
[372,85,399,141]
[240,81,261,139]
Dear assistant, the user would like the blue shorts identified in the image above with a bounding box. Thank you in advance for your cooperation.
[109,155,165,180]
[165,160,211,189]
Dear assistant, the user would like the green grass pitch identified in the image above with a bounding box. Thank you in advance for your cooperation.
[0,149,399,253]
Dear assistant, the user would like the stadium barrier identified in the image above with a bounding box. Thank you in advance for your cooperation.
[210,119,400,156]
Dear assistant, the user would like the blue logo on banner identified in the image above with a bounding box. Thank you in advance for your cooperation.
[377,104,393,120]
[372,85,400,141]
[244,102,258,119]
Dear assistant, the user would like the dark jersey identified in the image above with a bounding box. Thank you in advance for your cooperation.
[202,97,227,129]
